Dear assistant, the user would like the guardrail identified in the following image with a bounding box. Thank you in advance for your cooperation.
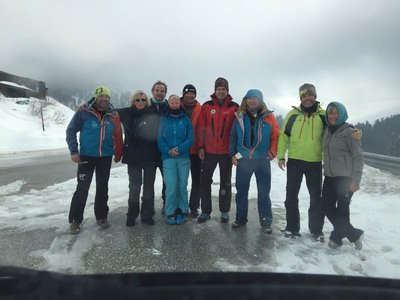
[363,152,400,176]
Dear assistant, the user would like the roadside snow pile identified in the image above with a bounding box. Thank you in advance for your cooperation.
[0,95,74,154]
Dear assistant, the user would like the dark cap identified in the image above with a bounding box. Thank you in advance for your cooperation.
[214,77,229,92]
[182,84,197,97]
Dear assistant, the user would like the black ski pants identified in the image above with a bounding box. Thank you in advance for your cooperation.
[68,156,112,224]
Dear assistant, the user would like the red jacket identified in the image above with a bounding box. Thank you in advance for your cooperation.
[182,100,202,155]
[197,94,239,154]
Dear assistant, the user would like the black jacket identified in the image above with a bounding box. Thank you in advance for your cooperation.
[119,106,160,166]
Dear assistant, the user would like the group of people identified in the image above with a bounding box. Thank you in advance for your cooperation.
[65,79,365,250]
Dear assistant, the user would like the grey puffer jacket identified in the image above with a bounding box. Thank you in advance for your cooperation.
[322,122,364,185]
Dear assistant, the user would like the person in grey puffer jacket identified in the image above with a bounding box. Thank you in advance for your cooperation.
[322,101,364,250]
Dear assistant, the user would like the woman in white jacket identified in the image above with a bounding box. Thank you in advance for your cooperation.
[322,101,364,250]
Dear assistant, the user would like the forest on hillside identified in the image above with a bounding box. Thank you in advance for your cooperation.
[355,114,400,157]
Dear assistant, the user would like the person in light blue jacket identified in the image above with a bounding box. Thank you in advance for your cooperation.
[157,94,194,225]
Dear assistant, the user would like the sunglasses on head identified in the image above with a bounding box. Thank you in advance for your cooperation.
[135,98,147,102]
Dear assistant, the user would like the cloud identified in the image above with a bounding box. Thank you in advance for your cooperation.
[1,0,399,121]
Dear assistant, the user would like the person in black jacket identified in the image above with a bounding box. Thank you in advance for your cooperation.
[119,90,160,226]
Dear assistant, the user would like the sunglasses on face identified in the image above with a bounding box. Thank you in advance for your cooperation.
[135,98,147,102]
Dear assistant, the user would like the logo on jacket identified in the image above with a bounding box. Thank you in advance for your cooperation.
[210,109,216,114]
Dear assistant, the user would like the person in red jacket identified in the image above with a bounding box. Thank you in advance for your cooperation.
[197,77,239,223]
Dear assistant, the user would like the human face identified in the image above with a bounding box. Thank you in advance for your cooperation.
[133,96,147,110]
[327,106,339,125]
[95,94,110,111]
[168,96,181,110]
[183,92,196,106]
[245,97,261,111]
[215,87,228,101]
[300,93,316,108]
[152,84,166,102]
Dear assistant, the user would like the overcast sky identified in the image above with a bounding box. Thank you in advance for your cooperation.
[1,0,399,122]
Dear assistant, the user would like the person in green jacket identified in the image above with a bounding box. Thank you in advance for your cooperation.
[277,83,326,241]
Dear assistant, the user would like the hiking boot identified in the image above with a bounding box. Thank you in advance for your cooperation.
[197,213,210,223]
[328,240,341,249]
[312,233,325,242]
[189,210,199,219]
[282,230,301,238]
[262,225,273,234]
[220,212,229,223]
[141,218,155,226]
[176,214,185,225]
[69,222,80,235]
[126,215,136,227]
[231,220,246,229]
[354,232,364,250]
[166,215,176,225]
[97,218,110,229]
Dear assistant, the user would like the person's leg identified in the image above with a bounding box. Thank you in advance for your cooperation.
[68,156,95,223]
[304,161,324,235]
[162,158,179,217]
[127,164,142,219]
[189,154,202,214]
[322,176,342,246]
[255,158,272,227]
[199,153,218,215]
[177,157,191,215]
[94,156,112,220]
[234,158,253,224]
[218,154,233,213]
[140,165,157,220]
[284,159,303,233]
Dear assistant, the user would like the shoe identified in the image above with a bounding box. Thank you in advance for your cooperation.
[312,233,325,242]
[69,222,80,235]
[262,225,273,234]
[220,212,229,223]
[97,218,110,229]
[282,230,301,238]
[354,232,364,250]
[126,215,135,227]
[190,210,199,219]
[141,218,155,226]
[197,213,210,223]
[176,214,185,225]
[328,240,341,249]
[231,220,246,229]
[166,215,176,225]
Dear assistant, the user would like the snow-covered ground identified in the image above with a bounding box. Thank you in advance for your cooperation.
[0,94,399,278]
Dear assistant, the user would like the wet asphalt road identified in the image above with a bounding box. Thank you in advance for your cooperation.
[0,150,285,274]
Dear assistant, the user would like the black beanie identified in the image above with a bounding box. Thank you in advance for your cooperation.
[182,84,197,97]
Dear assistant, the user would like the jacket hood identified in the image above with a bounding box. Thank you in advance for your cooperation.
[326,101,348,126]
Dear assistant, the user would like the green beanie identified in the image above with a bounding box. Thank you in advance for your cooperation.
[94,85,111,99]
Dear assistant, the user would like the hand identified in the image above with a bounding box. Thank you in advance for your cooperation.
[77,103,86,112]
[114,156,121,163]
[350,183,360,192]
[169,147,180,157]
[198,148,205,160]
[71,154,80,163]
[351,128,362,140]
[278,159,286,171]
[267,150,276,160]
[232,156,238,166]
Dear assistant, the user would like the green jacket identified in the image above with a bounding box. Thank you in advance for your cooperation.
[277,104,326,162]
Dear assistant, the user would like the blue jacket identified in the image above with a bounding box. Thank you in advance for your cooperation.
[229,110,278,160]
[157,109,194,160]
[66,102,123,159]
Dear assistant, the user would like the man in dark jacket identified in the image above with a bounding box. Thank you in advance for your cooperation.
[197,77,239,223]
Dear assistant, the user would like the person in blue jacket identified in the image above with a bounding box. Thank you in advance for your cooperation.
[229,89,280,233]
[157,94,194,225]
[66,85,123,234]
